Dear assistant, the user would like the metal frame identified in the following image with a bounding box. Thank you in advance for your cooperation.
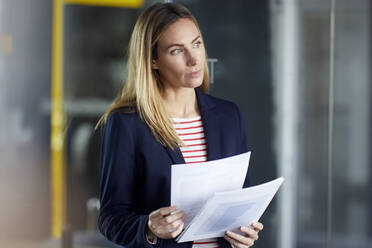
[50,0,144,238]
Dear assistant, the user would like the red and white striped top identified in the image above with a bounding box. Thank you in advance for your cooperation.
[172,116,219,248]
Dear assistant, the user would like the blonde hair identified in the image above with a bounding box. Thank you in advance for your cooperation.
[97,3,210,149]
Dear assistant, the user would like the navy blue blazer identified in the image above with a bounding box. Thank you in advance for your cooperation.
[98,88,250,248]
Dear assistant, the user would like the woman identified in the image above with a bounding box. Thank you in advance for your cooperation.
[98,3,263,248]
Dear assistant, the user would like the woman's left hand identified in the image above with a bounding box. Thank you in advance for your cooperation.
[224,222,263,248]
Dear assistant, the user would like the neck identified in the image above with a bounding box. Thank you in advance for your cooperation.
[162,87,200,118]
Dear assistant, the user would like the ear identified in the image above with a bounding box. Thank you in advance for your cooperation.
[151,59,159,70]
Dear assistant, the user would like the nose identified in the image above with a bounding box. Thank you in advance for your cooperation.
[186,50,197,67]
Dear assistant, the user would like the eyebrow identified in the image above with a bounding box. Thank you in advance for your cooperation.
[165,35,201,50]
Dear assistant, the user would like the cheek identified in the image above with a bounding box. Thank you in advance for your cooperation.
[162,58,185,76]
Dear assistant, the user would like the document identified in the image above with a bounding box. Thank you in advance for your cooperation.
[176,177,284,242]
[171,152,251,228]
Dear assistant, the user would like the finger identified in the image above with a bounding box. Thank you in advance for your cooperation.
[162,211,186,225]
[148,213,159,232]
[151,206,178,219]
[149,209,180,234]
[252,222,264,231]
[224,234,246,248]
[149,211,164,229]
[151,212,182,233]
[149,209,160,219]
[159,206,179,216]
[164,218,185,232]
[226,230,254,247]
[169,222,184,239]
[240,226,259,241]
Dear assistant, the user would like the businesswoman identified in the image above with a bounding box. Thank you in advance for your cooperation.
[98,3,263,248]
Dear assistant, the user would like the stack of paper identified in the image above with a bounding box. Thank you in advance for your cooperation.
[170,152,284,243]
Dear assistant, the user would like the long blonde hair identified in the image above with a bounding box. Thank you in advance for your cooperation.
[97,3,210,149]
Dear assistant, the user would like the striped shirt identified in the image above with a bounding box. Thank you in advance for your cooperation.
[172,116,219,248]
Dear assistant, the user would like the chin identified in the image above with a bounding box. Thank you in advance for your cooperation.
[185,79,203,89]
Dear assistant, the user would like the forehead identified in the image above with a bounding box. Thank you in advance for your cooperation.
[158,18,200,48]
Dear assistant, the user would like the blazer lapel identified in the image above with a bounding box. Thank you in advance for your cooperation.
[195,88,221,161]
[165,145,185,165]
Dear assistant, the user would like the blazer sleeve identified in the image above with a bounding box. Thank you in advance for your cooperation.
[236,105,251,188]
[98,113,157,248]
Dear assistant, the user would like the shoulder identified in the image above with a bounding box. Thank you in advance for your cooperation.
[208,94,239,110]
[197,88,239,111]
[104,107,145,134]
[198,91,245,133]
[200,91,242,118]
[107,106,139,122]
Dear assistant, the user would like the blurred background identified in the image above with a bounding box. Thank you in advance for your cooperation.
[0,0,371,247]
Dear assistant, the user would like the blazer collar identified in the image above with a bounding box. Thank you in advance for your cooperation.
[196,88,220,161]
[195,87,216,112]
[165,87,220,164]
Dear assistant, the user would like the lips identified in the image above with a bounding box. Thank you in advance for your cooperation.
[187,69,201,78]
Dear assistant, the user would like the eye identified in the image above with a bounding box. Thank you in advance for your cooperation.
[193,41,202,48]
[171,48,182,55]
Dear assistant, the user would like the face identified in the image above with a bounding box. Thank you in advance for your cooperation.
[152,18,206,90]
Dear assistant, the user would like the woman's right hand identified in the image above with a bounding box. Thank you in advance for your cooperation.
[147,206,186,239]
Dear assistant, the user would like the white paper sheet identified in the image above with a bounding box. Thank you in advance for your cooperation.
[171,152,251,228]
[176,177,284,243]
